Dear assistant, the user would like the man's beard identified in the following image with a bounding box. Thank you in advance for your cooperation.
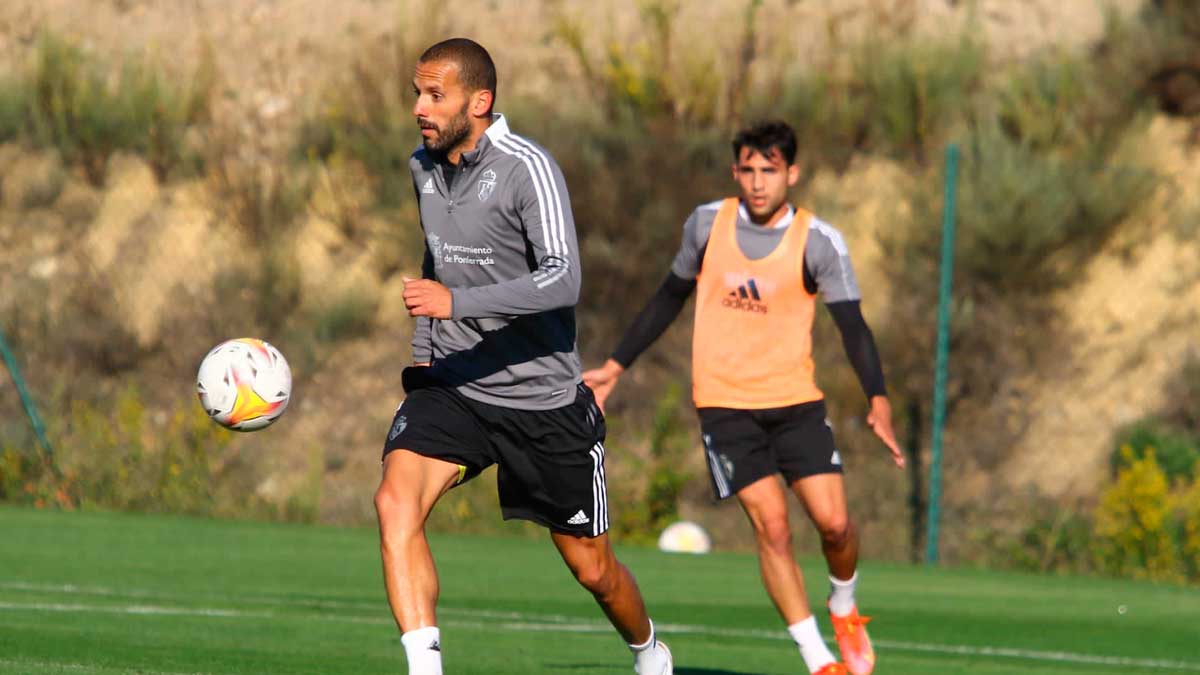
[423,102,472,155]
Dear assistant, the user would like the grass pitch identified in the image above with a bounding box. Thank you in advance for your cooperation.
[0,506,1195,674]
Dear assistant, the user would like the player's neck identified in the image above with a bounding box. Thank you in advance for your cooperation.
[746,201,793,228]
[446,117,495,165]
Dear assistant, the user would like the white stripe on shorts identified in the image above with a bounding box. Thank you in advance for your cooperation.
[590,443,608,535]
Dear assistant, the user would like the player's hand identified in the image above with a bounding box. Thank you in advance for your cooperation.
[403,277,452,319]
[582,358,624,413]
[868,395,905,469]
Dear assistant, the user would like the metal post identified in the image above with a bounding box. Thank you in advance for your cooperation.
[907,400,924,565]
[0,327,54,457]
[926,143,958,565]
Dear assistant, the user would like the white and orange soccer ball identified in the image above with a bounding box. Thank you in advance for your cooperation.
[196,338,292,431]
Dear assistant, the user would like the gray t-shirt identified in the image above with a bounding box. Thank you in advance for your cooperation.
[409,114,583,410]
[669,199,861,303]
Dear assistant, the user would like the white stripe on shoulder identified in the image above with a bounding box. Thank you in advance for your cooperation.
[492,135,562,259]
[496,134,567,261]
[697,199,724,212]
[809,217,853,293]
[810,218,849,256]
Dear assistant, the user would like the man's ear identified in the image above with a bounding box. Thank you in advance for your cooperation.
[471,89,493,118]
[787,163,801,187]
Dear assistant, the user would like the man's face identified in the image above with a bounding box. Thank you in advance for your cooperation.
[732,147,800,223]
[412,60,472,154]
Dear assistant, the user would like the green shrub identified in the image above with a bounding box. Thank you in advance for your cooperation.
[294,1,452,207]
[0,75,24,143]
[1178,468,1200,580]
[40,384,283,519]
[899,120,1156,294]
[313,291,377,343]
[1007,505,1094,574]
[554,0,761,129]
[1113,420,1200,482]
[854,35,985,163]
[613,382,693,544]
[1093,447,1181,582]
[15,32,213,184]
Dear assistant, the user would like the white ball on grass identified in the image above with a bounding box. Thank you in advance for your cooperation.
[657,520,712,554]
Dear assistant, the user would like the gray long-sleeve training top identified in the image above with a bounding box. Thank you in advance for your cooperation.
[408,113,583,410]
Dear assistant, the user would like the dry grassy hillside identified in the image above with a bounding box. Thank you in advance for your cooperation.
[3,0,1197,567]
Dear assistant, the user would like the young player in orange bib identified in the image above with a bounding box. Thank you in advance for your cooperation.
[584,120,905,675]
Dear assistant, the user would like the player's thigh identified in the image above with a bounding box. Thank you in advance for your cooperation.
[550,529,618,586]
[375,449,463,525]
[490,383,610,536]
[790,473,850,533]
[698,407,775,500]
[735,474,793,540]
[377,387,495,523]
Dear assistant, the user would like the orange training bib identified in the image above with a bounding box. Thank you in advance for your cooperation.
[692,198,823,409]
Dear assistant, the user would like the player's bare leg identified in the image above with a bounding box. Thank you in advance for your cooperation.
[792,474,856,579]
[737,476,811,621]
[374,449,462,674]
[738,475,839,673]
[552,531,673,673]
[793,473,874,675]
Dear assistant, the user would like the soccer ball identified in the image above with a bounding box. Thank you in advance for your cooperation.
[196,338,292,431]
[657,520,712,554]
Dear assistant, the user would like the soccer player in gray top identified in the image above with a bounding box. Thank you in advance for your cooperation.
[374,38,673,675]
[584,121,904,675]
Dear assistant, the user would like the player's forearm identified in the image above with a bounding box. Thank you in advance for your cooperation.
[449,256,580,319]
[411,248,437,361]
[611,271,695,368]
[826,300,887,399]
[411,317,434,362]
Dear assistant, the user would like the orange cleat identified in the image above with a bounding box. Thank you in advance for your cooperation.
[813,663,848,675]
[829,606,875,675]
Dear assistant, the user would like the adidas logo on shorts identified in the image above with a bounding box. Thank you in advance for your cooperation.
[567,510,590,525]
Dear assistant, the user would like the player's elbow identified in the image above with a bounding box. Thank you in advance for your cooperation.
[538,261,580,308]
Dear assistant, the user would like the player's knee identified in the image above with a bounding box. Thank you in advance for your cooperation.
[374,483,419,532]
[818,516,853,548]
[571,556,618,596]
[753,515,792,556]
[373,482,397,518]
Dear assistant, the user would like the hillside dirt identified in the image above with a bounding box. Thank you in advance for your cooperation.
[4,0,1197,561]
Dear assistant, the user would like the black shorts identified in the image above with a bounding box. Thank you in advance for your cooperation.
[382,379,609,537]
[698,399,842,500]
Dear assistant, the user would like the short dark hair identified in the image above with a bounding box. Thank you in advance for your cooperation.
[732,120,797,165]
[419,38,497,108]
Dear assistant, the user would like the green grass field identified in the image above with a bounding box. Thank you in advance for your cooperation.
[0,506,1196,675]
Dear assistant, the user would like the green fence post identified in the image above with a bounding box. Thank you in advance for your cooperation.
[926,143,959,565]
[0,327,54,458]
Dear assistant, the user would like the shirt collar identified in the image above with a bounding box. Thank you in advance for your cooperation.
[457,113,506,165]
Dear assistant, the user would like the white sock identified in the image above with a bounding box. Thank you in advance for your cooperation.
[400,626,442,675]
[788,616,837,673]
[828,571,858,617]
[629,620,668,673]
